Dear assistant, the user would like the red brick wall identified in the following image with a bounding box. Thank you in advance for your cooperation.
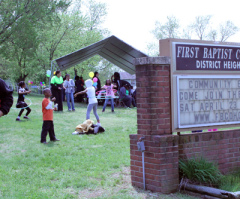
[136,62,171,135]
[179,130,240,174]
[130,134,179,193]
[130,57,179,193]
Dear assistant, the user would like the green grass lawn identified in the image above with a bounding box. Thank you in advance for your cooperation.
[0,94,198,199]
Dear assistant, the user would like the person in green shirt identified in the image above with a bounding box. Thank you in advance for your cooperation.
[51,70,64,111]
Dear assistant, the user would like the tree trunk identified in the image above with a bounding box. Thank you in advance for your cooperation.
[16,71,29,83]
[182,183,240,199]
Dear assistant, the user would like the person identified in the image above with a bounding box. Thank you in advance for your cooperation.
[75,76,84,102]
[111,72,121,91]
[80,76,84,86]
[125,84,136,107]
[51,70,64,111]
[16,81,32,121]
[111,72,131,91]
[0,78,13,118]
[63,74,75,111]
[40,88,60,144]
[93,71,101,92]
[62,74,66,101]
[74,79,101,126]
[119,84,135,108]
[102,79,116,112]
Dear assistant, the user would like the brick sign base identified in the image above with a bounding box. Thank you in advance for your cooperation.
[130,57,240,193]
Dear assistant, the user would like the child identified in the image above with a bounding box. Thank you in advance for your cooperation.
[16,81,32,121]
[102,79,115,112]
[41,88,60,144]
[74,79,101,126]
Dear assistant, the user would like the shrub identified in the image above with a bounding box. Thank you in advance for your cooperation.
[179,157,222,186]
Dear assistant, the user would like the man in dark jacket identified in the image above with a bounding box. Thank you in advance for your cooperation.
[0,78,13,117]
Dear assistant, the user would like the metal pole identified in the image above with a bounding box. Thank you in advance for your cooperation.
[142,151,145,190]
[49,61,53,87]
[137,137,146,190]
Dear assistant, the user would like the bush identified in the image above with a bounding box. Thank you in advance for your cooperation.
[179,157,222,186]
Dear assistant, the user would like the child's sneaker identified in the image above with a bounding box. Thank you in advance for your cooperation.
[23,116,29,119]
[72,131,79,135]
[16,117,20,121]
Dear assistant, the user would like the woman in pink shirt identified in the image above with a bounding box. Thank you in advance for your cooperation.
[102,79,115,112]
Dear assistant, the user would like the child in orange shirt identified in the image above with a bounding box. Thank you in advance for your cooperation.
[40,88,60,144]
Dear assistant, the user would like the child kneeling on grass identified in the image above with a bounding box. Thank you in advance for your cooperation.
[40,88,60,144]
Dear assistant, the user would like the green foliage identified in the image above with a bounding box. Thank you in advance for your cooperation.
[152,16,180,40]
[218,170,240,192]
[179,157,222,185]
[0,0,109,83]
[0,0,70,45]
[0,0,71,82]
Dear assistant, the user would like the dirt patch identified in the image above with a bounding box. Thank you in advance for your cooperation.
[77,167,196,199]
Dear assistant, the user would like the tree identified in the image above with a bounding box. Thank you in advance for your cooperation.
[219,21,238,42]
[207,29,218,41]
[146,42,159,57]
[190,15,212,40]
[0,0,71,82]
[0,18,40,82]
[148,16,180,56]
[152,16,180,39]
[85,0,107,31]
[148,15,239,56]
[0,56,11,80]
[35,0,108,83]
[0,0,110,83]
[0,0,70,45]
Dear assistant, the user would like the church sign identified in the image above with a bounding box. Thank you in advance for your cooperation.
[175,44,240,71]
[177,76,240,128]
[161,40,240,131]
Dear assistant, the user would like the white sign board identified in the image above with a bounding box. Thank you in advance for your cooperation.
[177,76,240,128]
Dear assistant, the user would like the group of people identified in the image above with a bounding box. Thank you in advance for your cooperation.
[51,70,75,112]
[111,72,136,109]
[51,71,104,112]
[0,71,136,144]
[50,71,136,113]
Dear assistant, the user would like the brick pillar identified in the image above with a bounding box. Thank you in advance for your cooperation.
[130,57,179,193]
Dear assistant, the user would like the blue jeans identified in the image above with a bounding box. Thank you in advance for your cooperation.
[66,92,75,111]
[86,103,99,121]
[102,97,114,111]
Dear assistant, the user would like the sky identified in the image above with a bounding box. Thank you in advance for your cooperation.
[97,0,240,54]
